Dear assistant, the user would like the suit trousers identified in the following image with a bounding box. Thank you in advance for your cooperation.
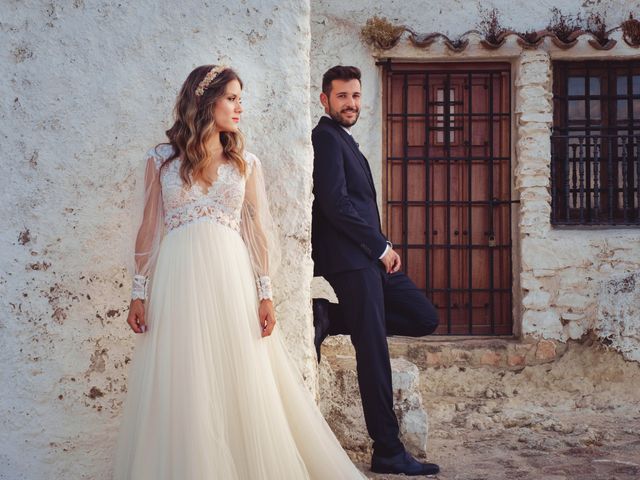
[324,263,438,457]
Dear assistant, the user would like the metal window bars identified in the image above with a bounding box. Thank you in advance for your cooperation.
[551,133,640,225]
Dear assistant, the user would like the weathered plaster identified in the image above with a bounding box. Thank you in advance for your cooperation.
[596,272,640,362]
[1,1,312,478]
[515,50,640,348]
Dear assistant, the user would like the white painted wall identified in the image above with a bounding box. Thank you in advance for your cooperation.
[0,1,313,478]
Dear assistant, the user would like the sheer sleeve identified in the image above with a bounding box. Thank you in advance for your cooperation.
[131,151,164,300]
[240,153,281,301]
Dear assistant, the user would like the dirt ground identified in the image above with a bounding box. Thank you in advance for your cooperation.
[359,340,640,480]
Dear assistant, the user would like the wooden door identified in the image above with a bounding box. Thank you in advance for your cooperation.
[383,62,514,335]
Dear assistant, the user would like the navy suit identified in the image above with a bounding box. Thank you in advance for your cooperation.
[311,116,439,457]
[311,117,387,276]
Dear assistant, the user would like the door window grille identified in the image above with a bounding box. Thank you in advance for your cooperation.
[383,61,515,335]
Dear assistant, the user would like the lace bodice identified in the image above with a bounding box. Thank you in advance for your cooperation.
[155,144,249,234]
[131,144,276,300]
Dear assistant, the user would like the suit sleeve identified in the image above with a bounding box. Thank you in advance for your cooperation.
[312,129,388,259]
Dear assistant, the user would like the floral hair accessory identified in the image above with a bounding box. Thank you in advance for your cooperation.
[195,65,227,97]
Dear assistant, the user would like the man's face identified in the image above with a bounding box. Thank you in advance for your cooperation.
[320,79,361,127]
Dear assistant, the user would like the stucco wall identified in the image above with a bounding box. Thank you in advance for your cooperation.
[0,1,313,478]
[310,0,640,357]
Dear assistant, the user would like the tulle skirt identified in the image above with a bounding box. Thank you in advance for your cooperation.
[113,220,365,479]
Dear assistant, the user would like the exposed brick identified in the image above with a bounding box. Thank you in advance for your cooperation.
[425,351,441,366]
[535,340,557,362]
[507,354,526,367]
[479,351,503,367]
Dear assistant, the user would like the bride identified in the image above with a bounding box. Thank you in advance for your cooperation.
[113,65,366,479]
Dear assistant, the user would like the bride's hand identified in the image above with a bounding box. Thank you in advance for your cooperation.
[259,299,276,337]
[127,299,147,334]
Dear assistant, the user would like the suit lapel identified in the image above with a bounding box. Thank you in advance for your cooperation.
[322,118,377,193]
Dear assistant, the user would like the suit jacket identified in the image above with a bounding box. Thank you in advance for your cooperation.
[311,116,388,276]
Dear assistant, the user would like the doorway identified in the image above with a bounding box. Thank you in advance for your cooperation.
[383,61,515,335]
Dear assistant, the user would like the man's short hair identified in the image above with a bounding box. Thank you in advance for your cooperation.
[322,65,361,96]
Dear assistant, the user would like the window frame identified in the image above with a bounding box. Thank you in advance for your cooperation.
[551,60,640,227]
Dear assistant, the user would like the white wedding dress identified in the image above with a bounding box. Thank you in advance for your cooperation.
[113,144,365,479]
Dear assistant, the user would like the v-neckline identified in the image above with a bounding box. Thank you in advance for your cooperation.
[190,162,228,194]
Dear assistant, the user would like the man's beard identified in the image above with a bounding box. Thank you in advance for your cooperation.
[329,106,360,127]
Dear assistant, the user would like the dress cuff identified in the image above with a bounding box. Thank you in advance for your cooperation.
[132,275,148,300]
[256,276,273,300]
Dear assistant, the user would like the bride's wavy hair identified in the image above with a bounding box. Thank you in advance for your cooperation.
[160,65,246,183]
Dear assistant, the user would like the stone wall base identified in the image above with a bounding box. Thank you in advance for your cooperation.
[318,334,598,463]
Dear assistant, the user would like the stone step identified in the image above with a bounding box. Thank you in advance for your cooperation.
[321,334,566,370]
[318,335,569,465]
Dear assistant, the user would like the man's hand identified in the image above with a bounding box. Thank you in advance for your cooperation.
[127,299,147,333]
[380,248,401,274]
[259,299,276,337]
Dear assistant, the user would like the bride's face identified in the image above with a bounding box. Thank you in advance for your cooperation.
[213,79,243,133]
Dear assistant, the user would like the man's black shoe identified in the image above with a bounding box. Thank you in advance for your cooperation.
[371,450,440,476]
[312,298,330,363]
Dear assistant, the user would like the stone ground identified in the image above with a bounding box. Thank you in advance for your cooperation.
[327,339,640,480]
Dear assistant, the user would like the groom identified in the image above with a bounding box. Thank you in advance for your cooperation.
[311,65,440,476]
